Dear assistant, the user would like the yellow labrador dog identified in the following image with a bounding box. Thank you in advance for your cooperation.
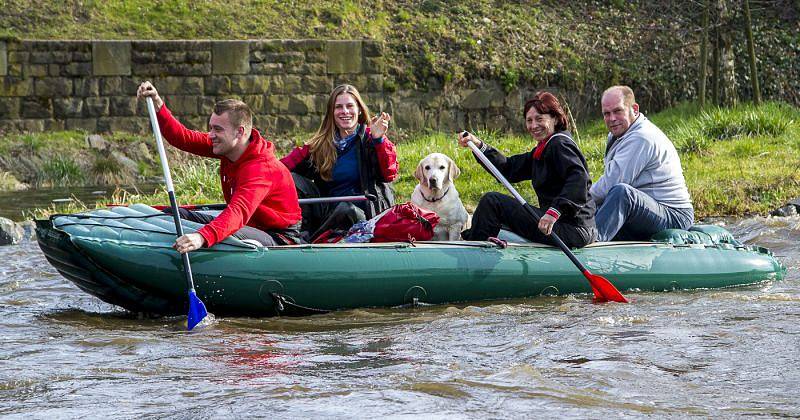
[411,153,470,241]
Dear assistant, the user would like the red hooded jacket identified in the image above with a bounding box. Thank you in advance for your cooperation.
[156,105,302,247]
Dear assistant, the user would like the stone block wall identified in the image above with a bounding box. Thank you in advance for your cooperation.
[0,39,540,135]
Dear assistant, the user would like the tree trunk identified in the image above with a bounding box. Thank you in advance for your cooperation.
[711,13,721,105]
[743,0,761,104]
[718,0,736,106]
[699,0,710,107]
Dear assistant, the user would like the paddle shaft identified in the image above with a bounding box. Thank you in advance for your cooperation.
[465,140,590,272]
[145,97,198,294]
[299,194,376,204]
[192,194,377,211]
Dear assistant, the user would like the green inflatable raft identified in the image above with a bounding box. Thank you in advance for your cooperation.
[35,204,786,317]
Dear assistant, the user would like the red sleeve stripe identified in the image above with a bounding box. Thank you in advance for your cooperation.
[546,207,561,220]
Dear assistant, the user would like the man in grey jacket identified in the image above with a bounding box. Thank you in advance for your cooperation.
[590,86,694,241]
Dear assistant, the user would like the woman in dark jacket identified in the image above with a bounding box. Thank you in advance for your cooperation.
[281,84,398,239]
[458,91,597,248]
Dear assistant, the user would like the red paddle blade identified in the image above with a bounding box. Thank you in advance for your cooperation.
[583,270,628,303]
[587,282,605,303]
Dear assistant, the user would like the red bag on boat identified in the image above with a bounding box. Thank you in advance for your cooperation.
[372,202,439,242]
[312,229,346,244]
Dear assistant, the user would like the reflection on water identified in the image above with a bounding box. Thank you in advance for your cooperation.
[0,216,798,416]
[0,185,160,221]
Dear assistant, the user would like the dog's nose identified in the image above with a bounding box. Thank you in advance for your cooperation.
[429,178,438,188]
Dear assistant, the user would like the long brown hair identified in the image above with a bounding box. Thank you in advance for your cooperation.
[307,84,372,181]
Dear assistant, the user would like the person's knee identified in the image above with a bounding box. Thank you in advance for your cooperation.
[606,183,636,208]
[608,183,635,198]
[478,192,505,207]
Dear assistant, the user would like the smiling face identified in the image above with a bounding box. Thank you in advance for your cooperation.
[602,90,639,138]
[525,107,557,142]
[333,93,361,135]
[208,112,245,160]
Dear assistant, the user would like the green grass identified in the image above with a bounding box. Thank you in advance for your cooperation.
[40,156,85,186]
[394,131,537,211]
[25,101,800,219]
[101,159,224,208]
[168,159,223,204]
[1,0,382,40]
[698,105,792,141]
[90,154,128,184]
[0,131,87,156]
[664,102,800,216]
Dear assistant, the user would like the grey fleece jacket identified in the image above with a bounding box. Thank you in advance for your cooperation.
[590,114,693,209]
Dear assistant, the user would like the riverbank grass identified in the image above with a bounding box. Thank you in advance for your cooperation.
[395,101,800,216]
[22,101,800,220]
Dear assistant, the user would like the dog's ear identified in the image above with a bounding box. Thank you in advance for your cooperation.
[414,159,425,182]
[447,156,461,181]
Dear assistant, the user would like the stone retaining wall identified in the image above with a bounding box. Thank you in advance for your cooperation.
[0,39,545,135]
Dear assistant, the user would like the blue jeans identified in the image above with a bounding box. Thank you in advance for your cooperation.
[595,183,694,241]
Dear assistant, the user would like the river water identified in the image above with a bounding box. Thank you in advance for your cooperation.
[1,216,798,418]
[0,185,161,222]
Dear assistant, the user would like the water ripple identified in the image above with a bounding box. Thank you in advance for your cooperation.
[0,222,799,417]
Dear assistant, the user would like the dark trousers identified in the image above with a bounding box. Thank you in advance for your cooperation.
[462,192,595,248]
[164,207,301,246]
[292,173,366,240]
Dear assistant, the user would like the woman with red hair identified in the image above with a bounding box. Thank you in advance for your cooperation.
[458,91,597,248]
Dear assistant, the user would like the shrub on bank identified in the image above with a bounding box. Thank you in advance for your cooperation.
[0,172,27,191]
[41,156,85,186]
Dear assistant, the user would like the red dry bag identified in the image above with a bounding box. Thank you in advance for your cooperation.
[372,202,440,242]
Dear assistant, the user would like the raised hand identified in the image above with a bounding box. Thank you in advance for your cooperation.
[369,112,391,139]
[136,81,164,111]
[458,131,483,149]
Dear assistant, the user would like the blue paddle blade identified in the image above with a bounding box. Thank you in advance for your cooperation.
[187,290,208,331]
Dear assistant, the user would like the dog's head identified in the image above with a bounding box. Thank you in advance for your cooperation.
[414,153,460,191]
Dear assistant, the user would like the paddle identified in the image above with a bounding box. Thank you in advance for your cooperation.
[462,132,628,303]
[145,97,209,330]
[191,194,378,211]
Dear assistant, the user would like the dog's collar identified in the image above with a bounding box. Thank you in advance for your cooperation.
[422,187,451,203]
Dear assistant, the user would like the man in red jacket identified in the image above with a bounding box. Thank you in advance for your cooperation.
[137,81,302,252]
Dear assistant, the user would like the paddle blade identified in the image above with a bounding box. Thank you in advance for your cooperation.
[582,270,628,303]
[187,290,208,330]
